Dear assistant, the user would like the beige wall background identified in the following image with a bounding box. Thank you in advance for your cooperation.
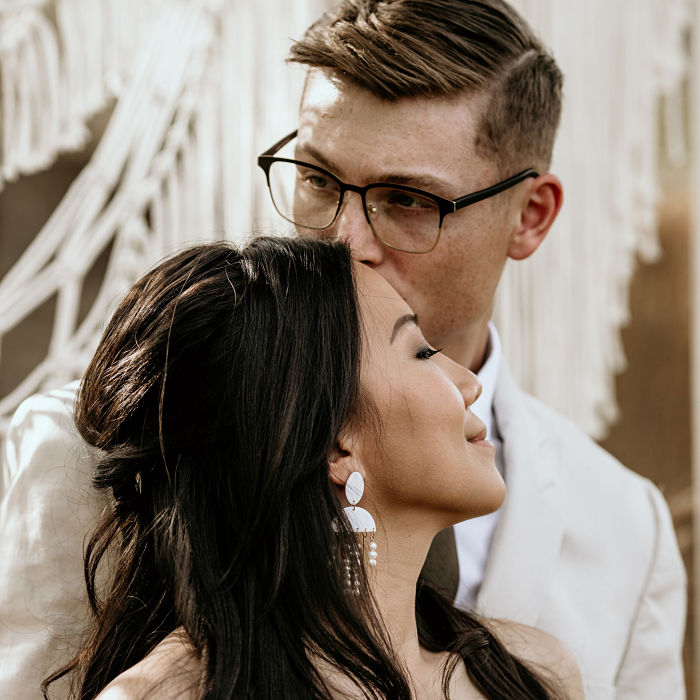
[601,162,693,694]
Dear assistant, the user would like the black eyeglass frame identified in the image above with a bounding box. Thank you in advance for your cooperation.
[258,130,540,254]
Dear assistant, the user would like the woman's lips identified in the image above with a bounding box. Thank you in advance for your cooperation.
[467,425,492,446]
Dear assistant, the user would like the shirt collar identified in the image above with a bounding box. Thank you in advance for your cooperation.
[471,322,501,442]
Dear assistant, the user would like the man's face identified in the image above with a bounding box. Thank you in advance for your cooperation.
[296,69,525,365]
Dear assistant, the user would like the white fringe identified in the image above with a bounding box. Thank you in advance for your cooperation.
[497,0,690,438]
[0,0,164,190]
[0,0,323,436]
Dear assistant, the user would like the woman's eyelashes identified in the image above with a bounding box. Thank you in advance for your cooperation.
[415,346,442,360]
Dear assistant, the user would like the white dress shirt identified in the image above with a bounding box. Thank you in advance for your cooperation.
[452,322,504,611]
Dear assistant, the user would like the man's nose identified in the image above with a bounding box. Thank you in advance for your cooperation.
[333,191,386,265]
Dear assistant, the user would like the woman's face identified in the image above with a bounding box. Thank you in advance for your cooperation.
[351,263,505,529]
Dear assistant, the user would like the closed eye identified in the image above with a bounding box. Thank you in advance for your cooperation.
[416,346,442,360]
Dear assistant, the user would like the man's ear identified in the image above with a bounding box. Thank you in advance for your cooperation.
[507,173,563,261]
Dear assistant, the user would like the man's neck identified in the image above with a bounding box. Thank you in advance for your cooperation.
[439,319,491,373]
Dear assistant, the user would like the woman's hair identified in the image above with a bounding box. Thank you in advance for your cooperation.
[44,237,560,699]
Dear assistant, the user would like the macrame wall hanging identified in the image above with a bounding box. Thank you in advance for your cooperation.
[0,0,324,439]
[0,0,163,189]
[498,0,690,438]
[0,0,692,444]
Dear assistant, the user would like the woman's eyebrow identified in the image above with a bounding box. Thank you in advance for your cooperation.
[390,314,418,344]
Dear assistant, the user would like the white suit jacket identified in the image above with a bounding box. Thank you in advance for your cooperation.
[476,361,687,699]
[0,382,105,700]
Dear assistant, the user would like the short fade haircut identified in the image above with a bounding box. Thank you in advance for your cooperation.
[289,0,563,172]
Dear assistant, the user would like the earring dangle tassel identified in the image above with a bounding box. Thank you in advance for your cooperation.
[368,534,377,567]
[342,472,377,567]
[333,472,378,594]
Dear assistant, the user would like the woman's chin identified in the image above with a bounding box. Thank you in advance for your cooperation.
[446,481,507,524]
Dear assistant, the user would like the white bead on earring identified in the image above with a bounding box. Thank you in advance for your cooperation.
[368,538,378,567]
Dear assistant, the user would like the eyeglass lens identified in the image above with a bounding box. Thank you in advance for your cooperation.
[267,161,441,253]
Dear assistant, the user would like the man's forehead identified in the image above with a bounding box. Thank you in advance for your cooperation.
[298,70,380,143]
[301,68,347,108]
[297,74,494,192]
[303,69,463,123]
[298,69,487,159]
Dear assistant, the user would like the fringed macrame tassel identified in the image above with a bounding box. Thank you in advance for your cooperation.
[0,0,222,428]
[0,0,168,192]
[0,7,62,187]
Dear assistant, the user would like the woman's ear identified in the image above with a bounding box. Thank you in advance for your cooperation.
[328,435,365,488]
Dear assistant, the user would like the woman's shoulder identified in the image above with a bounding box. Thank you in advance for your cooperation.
[96,628,203,700]
[488,619,584,699]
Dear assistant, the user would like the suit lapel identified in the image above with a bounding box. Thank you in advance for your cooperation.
[476,361,566,626]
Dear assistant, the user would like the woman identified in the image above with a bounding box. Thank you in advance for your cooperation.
[44,237,582,699]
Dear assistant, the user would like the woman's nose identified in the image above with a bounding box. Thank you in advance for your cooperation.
[460,367,482,408]
[435,353,482,407]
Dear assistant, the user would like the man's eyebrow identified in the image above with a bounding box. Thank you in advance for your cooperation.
[295,144,451,195]
[376,173,452,194]
[295,143,340,174]
[391,314,418,344]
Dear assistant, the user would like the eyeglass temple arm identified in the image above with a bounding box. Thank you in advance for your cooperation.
[260,129,299,157]
[452,168,539,212]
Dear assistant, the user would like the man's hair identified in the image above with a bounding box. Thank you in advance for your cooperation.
[289,0,563,171]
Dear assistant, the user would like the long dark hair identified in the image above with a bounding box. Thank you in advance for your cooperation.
[44,237,559,698]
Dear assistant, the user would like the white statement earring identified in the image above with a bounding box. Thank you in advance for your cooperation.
[343,472,378,568]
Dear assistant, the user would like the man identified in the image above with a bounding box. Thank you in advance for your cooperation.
[259,0,685,696]
[0,1,686,698]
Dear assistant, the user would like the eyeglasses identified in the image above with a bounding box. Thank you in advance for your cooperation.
[258,130,539,254]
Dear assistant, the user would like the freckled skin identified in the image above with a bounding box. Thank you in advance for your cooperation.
[297,69,534,372]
